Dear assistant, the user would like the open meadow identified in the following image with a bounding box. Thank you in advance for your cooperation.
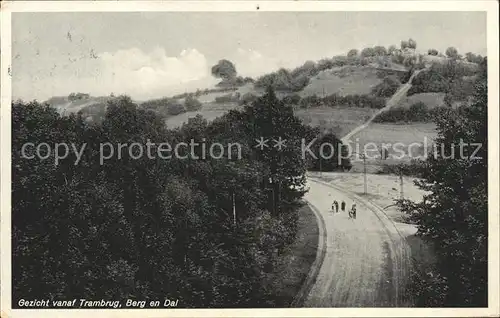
[295,106,377,137]
[165,101,239,128]
[301,66,383,97]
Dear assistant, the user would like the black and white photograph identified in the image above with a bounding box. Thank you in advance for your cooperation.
[1,1,499,317]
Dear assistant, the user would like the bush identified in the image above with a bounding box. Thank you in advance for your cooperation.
[373,46,387,56]
[408,102,429,121]
[167,101,186,115]
[347,49,359,58]
[238,92,258,106]
[371,76,400,97]
[445,47,459,59]
[12,88,311,308]
[391,53,406,65]
[299,95,322,108]
[282,94,301,106]
[373,103,448,123]
[184,96,203,111]
[298,93,385,110]
[214,93,240,104]
[428,49,439,56]
[464,52,484,64]
[408,61,478,96]
[399,68,414,84]
[360,47,376,57]
[68,92,90,101]
[254,68,311,92]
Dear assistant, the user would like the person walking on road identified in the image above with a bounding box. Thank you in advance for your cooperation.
[341,200,346,212]
[334,200,339,213]
[351,203,357,219]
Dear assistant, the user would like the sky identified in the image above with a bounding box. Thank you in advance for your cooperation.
[12,11,487,101]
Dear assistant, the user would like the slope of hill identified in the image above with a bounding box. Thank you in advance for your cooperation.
[300,66,383,97]
[44,95,116,116]
[165,101,239,129]
[295,107,377,137]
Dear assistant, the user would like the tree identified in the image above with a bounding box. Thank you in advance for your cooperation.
[397,58,487,306]
[211,59,237,81]
[388,45,397,55]
[465,52,483,64]
[347,49,359,58]
[373,46,388,56]
[371,76,400,97]
[12,93,309,308]
[360,47,376,57]
[401,40,409,50]
[238,92,258,106]
[428,49,439,56]
[167,100,186,115]
[242,87,308,216]
[446,47,459,59]
[408,38,417,49]
[184,95,203,111]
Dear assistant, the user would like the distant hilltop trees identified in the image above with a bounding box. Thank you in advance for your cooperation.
[68,92,90,101]
[211,59,254,88]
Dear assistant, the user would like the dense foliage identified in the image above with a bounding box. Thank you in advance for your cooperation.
[298,93,386,109]
[371,76,401,97]
[408,61,478,107]
[373,103,450,123]
[397,58,488,306]
[184,95,203,111]
[12,88,338,307]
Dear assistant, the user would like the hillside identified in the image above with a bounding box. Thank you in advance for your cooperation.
[44,95,115,115]
[301,66,384,97]
[45,44,482,136]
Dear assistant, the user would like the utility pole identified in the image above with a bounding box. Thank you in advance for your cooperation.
[277,180,281,215]
[399,168,404,200]
[232,192,236,226]
[269,177,276,215]
[362,153,367,195]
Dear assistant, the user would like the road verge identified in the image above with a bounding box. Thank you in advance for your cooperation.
[290,201,327,307]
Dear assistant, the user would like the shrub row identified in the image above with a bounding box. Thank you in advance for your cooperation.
[373,102,449,123]
[297,93,386,109]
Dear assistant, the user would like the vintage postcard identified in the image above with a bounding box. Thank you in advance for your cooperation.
[1,1,499,317]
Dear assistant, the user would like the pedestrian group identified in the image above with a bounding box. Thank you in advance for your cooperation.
[331,199,356,219]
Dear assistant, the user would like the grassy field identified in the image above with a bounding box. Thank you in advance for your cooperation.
[347,122,438,158]
[164,102,239,129]
[165,103,377,137]
[301,66,383,98]
[295,106,377,137]
[45,96,115,115]
[267,203,319,307]
[343,122,438,173]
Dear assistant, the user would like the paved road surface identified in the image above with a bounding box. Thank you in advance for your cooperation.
[303,178,411,307]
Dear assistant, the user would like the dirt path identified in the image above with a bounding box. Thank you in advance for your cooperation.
[303,178,412,307]
[341,69,424,143]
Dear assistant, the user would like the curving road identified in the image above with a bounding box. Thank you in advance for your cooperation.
[303,178,412,307]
